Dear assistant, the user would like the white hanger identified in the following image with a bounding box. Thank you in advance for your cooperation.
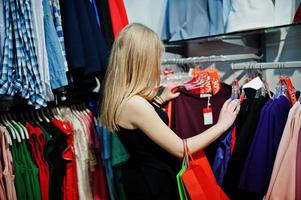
[18,122,29,140]
[40,109,50,123]
[1,115,16,141]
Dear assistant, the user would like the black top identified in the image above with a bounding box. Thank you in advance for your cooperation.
[222,94,270,200]
[117,103,180,200]
[40,121,68,200]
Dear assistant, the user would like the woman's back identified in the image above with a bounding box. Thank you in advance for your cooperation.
[117,103,180,200]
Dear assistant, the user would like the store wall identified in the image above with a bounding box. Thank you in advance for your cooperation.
[265,26,301,89]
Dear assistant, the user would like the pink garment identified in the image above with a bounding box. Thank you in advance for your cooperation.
[0,133,7,200]
[296,126,301,200]
[0,127,17,200]
[264,102,301,200]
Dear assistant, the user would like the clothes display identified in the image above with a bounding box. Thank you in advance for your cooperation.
[0,105,109,200]
[223,94,270,199]
[170,83,232,164]
[126,0,297,40]
[0,0,123,108]
[0,1,300,200]
[264,102,301,200]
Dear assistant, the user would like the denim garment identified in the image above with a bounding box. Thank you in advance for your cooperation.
[43,0,68,89]
[49,0,68,71]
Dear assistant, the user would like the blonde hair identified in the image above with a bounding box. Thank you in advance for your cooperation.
[100,23,164,131]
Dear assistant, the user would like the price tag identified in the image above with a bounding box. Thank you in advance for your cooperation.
[203,107,213,125]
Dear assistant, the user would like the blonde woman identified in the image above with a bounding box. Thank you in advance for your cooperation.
[100,23,240,200]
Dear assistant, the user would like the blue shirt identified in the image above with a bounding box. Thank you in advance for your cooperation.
[43,0,68,90]
[49,0,68,71]
[208,0,224,35]
[162,0,210,41]
[0,0,46,108]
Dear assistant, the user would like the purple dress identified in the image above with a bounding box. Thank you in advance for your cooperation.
[238,96,290,197]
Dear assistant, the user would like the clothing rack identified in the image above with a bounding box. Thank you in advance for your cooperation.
[161,53,262,65]
[231,61,301,70]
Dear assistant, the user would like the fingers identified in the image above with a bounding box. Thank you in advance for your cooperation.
[222,99,231,111]
[172,92,180,98]
[228,99,239,112]
[234,102,240,115]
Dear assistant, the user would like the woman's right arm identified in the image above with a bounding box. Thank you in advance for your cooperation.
[119,96,240,158]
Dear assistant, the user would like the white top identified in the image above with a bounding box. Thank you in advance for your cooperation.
[226,0,295,33]
[64,111,93,200]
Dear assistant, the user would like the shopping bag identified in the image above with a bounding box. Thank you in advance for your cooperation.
[181,140,229,200]
[177,158,189,200]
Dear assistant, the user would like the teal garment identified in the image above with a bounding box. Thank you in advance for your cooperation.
[111,132,130,200]
[97,124,118,200]
[111,132,129,166]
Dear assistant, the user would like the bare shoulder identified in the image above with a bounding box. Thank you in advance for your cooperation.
[125,95,154,113]
[119,95,155,129]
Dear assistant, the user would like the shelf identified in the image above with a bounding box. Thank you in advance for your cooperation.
[163,23,301,58]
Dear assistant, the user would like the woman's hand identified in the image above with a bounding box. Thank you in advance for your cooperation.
[216,99,240,132]
[159,82,181,103]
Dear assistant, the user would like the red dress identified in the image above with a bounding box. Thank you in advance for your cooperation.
[108,0,128,38]
[52,119,79,200]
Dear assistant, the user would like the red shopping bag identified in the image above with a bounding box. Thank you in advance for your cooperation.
[181,141,229,200]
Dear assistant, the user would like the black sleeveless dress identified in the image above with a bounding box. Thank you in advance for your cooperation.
[117,103,180,200]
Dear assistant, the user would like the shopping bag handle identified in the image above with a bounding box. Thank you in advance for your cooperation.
[183,139,194,166]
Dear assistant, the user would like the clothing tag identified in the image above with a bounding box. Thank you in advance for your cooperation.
[200,93,212,98]
[203,107,213,125]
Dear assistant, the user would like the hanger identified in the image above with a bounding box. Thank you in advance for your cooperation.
[40,109,50,122]
[0,115,16,141]
[3,114,21,142]
[71,104,81,119]
[5,114,22,141]
[46,107,54,119]
[9,112,26,140]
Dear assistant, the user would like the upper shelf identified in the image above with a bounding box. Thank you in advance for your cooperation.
[163,23,301,45]
[163,23,301,57]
